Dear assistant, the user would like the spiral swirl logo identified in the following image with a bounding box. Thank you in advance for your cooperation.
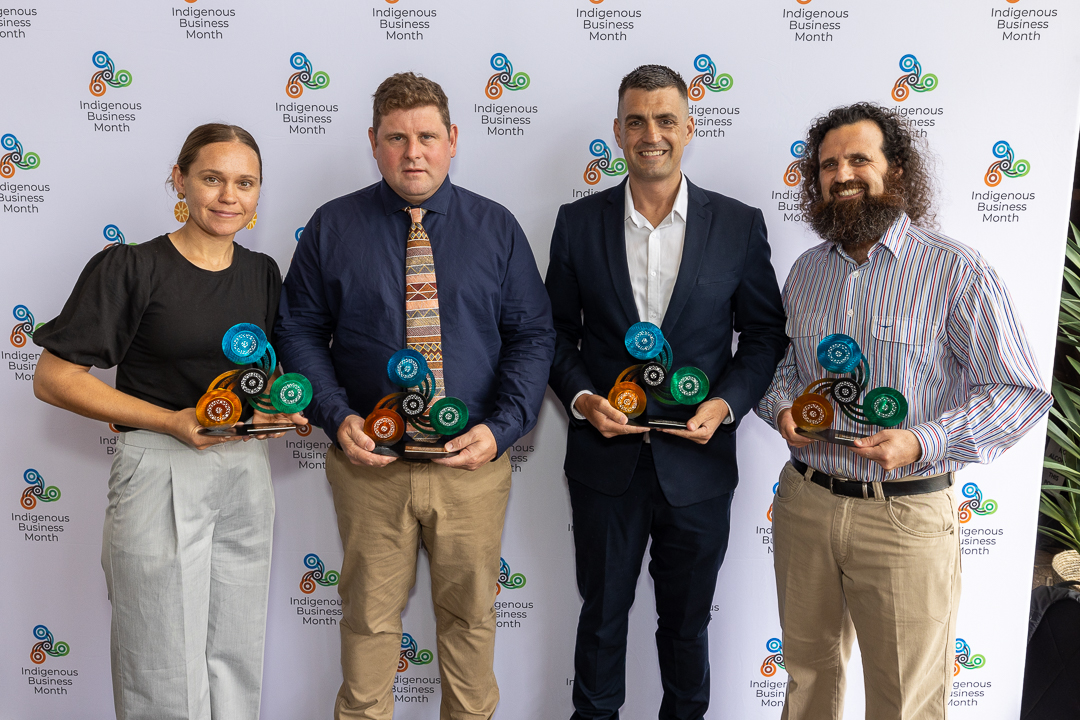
[953,638,985,676]
[783,140,807,187]
[891,54,938,102]
[688,54,732,102]
[299,553,340,594]
[0,133,40,178]
[766,481,779,522]
[760,637,785,676]
[398,632,434,672]
[485,53,530,100]
[286,52,330,98]
[984,141,1030,187]
[30,625,70,665]
[496,557,526,595]
[584,139,627,186]
[89,51,133,97]
[10,305,41,348]
[958,483,998,523]
[21,469,60,510]
[102,223,136,250]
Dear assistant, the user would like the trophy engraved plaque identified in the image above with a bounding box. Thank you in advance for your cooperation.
[366,349,469,460]
[609,322,712,429]
[792,333,908,446]
[196,323,312,435]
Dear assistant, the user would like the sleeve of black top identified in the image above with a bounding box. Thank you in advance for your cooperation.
[263,255,283,353]
[32,245,150,369]
[482,216,556,456]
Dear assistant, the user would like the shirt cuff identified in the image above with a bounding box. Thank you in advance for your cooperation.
[772,400,793,431]
[908,421,948,465]
[716,398,734,425]
[571,390,593,420]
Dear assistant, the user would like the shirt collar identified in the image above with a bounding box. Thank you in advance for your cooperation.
[378,175,453,216]
[624,174,688,229]
[828,211,911,262]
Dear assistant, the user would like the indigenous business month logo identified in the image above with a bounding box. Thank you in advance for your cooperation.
[984,141,1030,187]
[21,469,59,510]
[398,632,434,672]
[0,134,40,178]
[496,557,526,595]
[484,53,530,99]
[299,553,340,594]
[102,224,136,249]
[760,637,785,676]
[10,305,41,347]
[30,625,69,664]
[583,139,626,186]
[783,141,807,187]
[891,54,937,102]
[954,638,985,675]
[958,482,998,523]
[88,51,132,97]
[286,52,330,98]
[688,54,732,101]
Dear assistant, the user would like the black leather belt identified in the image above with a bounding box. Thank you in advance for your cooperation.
[790,459,952,499]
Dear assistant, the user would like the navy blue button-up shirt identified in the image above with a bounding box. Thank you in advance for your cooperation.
[275,178,555,455]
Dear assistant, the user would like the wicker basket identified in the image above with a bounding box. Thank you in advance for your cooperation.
[1052,550,1080,583]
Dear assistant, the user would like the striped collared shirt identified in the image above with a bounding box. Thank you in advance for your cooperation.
[755,213,1051,481]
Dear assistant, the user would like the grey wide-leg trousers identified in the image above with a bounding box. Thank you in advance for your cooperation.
[102,430,275,720]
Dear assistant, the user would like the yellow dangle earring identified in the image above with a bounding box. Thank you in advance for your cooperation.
[174,192,189,222]
[246,210,257,230]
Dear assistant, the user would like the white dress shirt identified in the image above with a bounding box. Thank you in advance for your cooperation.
[572,176,731,427]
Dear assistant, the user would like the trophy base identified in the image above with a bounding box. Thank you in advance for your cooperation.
[198,423,299,437]
[795,427,868,447]
[370,440,460,461]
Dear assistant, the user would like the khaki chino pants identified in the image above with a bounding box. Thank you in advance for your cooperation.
[326,446,512,720]
[772,461,961,720]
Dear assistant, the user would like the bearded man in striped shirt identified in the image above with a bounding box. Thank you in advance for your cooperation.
[756,102,1051,720]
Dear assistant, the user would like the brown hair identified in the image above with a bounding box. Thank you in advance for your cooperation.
[799,102,937,228]
[168,123,262,189]
[371,72,451,135]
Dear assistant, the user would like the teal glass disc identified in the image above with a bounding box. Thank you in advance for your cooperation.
[817,334,862,374]
[670,366,710,405]
[625,322,664,360]
[270,373,312,414]
[222,323,267,365]
[863,386,907,427]
[388,349,429,387]
[429,397,468,434]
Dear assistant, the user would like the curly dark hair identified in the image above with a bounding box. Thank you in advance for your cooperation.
[799,102,937,228]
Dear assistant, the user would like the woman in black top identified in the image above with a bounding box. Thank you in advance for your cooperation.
[33,124,305,720]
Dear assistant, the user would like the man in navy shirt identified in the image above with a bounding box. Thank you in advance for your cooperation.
[275,72,554,720]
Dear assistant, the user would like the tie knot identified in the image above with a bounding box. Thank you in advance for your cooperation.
[407,207,425,224]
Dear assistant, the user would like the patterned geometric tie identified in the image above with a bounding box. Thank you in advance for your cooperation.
[404,207,444,438]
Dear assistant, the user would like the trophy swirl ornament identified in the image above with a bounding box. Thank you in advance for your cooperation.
[195,323,312,436]
[365,349,470,460]
[608,322,712,429]
[791,333,908,446]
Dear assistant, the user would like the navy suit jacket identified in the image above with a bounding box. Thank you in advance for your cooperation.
[546,178,787,506]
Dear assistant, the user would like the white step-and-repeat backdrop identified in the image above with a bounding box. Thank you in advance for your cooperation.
[2,1,1078,718]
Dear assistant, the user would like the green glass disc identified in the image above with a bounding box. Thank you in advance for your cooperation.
[863,386,908,427]
[429,397,468,435]
[270,373,313,414]
[670,366,710,405]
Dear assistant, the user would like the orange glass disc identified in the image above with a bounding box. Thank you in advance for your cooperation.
[608,382,646,419]
[791,393,833,430]
[196,389,242,427]
[364,409,404,445]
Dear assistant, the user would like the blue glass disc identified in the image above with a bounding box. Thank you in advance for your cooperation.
[817,334,862,374]
[222,323,268,365]
[387,349,429,388]
[625,322,665,360]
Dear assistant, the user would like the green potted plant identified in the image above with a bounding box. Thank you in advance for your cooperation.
[1042,223,1080,581]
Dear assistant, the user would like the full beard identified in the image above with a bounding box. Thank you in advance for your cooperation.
[807,179,907,254]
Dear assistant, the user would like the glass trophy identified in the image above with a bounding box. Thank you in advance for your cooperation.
[196,323,313,436]
[365,349,469,460]
[792,333,908,446]
[607,322,711,430]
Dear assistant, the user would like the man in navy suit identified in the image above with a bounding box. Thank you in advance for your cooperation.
[546,65,787,720]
